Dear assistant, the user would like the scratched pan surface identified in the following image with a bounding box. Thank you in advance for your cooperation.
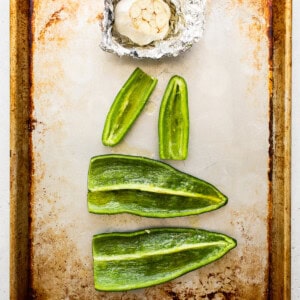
[28,0,271,298]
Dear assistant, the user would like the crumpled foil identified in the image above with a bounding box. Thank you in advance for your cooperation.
[100,0,207,59]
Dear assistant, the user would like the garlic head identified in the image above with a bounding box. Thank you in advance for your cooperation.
[114,0,171,46]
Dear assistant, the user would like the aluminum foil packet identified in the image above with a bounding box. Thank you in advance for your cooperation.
[100,0,207,59]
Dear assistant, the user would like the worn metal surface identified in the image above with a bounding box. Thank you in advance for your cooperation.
[10,0,291,299]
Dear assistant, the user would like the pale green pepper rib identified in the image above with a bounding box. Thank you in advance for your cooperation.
[102,67,157,146]
[92,228,237,291]
[87,154,227,217]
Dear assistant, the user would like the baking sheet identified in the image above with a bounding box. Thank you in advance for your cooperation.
[10,0,292,299]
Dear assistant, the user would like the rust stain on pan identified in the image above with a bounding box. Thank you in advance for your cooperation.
[266,0,274,298]
[142,255,267,299]
[225,2,272,298]
[28,0,36,297]
[38,6,65,41]
[36,2,80,43]
[29,228,94,299]
[88,12,104,24]
[234,0,271,84]
[243,0,277,296]
[28,1,86,296]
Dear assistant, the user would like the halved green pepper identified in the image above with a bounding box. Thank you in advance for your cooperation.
[159,75,189,160]
[88,154,227,217]
[92,227,237,291]
[102,67,157,146]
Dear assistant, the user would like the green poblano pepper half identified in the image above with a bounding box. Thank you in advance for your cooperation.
[92,227,237,291]
[88,154,227,217]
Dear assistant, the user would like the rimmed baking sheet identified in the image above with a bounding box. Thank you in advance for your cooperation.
[10,0,291,298]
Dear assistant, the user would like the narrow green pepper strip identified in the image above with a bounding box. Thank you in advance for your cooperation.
[159,75,189,160]
[88,154,227,217]
[102,67,157,146]
[92,228,237,291]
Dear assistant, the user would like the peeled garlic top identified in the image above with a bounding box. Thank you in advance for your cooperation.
[114,0,171,46]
